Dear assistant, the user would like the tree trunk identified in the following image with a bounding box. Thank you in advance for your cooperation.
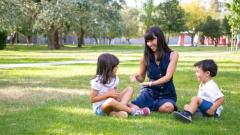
[27,35,32,44]
[200,35,204,45]
[11,32,17,45]
[47,26,60,49]
[126,38,131,44]
[108,38,112,45]
[59,32,64,47]
[93,36,98,44]
[77,28,85,48]
[16,32,20,43]
[191,34,194,47]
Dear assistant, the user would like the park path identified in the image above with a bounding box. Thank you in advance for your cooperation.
[0,59,96,69]
[0,58,138,69]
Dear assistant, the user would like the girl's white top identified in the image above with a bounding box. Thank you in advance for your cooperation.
[90,75,119,112]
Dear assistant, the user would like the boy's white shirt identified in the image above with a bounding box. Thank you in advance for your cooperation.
[90,75,119,112]
[197,79,224,114]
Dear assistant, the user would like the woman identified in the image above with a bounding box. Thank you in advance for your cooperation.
[130,26,179,113]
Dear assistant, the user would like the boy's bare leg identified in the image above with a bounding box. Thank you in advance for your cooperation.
[185,96,202,114]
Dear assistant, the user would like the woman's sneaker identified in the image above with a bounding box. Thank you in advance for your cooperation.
[110,111,128,118]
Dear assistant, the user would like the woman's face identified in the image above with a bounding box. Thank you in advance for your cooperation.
[147,38,157,53]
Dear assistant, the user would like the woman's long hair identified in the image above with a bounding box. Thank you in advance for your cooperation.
[144,26,172,66]
[95,53,119,84]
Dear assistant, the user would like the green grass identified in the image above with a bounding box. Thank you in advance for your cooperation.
[0,44,239,134]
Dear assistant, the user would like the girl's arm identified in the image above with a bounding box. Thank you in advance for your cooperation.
[141,51,179,86]
[206,97,224,115]
[131,57,147,83]
[90,89,119,103]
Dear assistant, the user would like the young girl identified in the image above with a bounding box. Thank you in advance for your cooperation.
[90,53,150,118]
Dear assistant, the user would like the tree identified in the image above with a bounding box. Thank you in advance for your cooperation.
[142,0,156,30]
[0,0,23,46]
[69,0,93,47]
[17,0,39,44]
[198,16,222,47]
[155,0,186,43]
[71,0,124,46]
[226,0,240,51]
[33,0,74,49]
[222,17,231,46]
[121,7,140,44]
[105,2,125,45]
[180,0,214,46]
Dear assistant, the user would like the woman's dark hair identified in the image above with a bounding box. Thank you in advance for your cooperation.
[95,53,119,84]
[144,26,172,65]
[194,59,218,77]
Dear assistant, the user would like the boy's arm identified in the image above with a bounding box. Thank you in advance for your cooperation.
[206,97,224,115]
[90,89,119,103]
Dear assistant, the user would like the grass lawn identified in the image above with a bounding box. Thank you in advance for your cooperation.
[0,44,239,135]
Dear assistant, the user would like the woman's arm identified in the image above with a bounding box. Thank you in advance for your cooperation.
[131,57,147,83]
[141,51,179,86]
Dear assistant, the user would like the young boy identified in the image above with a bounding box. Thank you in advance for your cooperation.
[173,59,224,123]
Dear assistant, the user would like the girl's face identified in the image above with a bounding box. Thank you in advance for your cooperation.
[147,38,157,53]
[112,66,118,75]
[195,66,210,83]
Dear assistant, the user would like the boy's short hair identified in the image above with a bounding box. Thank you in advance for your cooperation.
[194,59,218,77]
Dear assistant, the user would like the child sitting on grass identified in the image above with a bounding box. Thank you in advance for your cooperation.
[90,53,150,118]
[173,59,224,123]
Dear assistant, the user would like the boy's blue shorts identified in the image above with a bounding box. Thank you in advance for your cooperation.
[198,99,213,115]
[131,88,177,111]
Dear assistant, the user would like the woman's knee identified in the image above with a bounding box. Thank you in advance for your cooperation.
[158,102,174,113]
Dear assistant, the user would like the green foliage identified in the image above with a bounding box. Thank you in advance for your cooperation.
[180,0,215,34]
[121,8,140,43]
[198,16,222,44]
[155,0,186,34]
[142,0,156,29]
[222,17,231,36]
[226,0,240,35]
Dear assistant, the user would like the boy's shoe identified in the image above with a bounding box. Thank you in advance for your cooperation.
[136,107,151,116]
[173,111,192,123]
[110,111,128,118]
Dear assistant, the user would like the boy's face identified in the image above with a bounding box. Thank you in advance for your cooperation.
[195,66,210,83]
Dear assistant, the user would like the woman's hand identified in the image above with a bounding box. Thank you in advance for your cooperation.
[130,73,138,83]
[140,81,153,87]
